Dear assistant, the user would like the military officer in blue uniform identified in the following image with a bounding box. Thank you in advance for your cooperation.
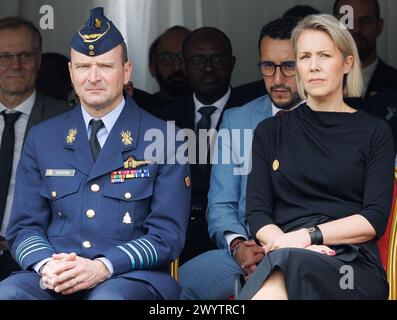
[0,7,190,300]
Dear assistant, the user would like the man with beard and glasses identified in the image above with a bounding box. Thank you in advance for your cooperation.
[178,17,302,300]
[231,4,320,111]
[149,26,192,109]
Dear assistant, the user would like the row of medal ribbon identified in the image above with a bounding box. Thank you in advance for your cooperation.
[111,169,150,183]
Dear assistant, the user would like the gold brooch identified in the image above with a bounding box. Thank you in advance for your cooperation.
[66,129,78,144]
[121,130,133,145]
[272,159,280,171]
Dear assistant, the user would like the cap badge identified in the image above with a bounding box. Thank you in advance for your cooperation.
[78,22,111,43]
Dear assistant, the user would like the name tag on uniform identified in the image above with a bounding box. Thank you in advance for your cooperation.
[45,169,76,177]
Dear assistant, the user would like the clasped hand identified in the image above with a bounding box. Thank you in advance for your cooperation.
[40,252,110,295]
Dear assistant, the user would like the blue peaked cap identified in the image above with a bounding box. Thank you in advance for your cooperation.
[71,7,124,57]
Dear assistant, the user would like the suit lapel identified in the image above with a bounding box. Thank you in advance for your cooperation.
[87,99,138,182]
[365,60,394,98]
[215,90,239,131]
[177,96,195,130]
[250,95,272,129]
[25,93,45,141]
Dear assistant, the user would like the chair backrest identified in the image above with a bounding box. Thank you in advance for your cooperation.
[170,258,180,281]
[376,169,397,300]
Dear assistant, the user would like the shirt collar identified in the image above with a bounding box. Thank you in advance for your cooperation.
[362,58,379,94]
[362,58,379,75]
[0,91,36,115]
[193,87,231,112]
[81,97,125,134]
[271,99,304,116]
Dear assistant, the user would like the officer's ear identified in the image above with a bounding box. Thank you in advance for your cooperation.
[124,61,133,85]
[149,61,156,77]
[68,61,74,86]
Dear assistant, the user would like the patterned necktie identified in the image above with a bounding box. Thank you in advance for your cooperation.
[196,106,217,167]
[89,119,104,161]
[196,106,217,131]
[0,111,22,226]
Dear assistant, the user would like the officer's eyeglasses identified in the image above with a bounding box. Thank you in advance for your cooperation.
[157,52,184,66]
[257,61,296,77]
[0,52,39,66]
[185,54,231,69]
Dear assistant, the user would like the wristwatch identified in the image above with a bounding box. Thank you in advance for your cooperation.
[230,237,244,258]
[306,226,323,245]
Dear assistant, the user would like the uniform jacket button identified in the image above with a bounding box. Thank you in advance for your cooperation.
[82,241,92,249]
[86,209,95,219]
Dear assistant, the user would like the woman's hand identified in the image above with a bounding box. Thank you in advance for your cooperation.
[306,245,336,256]
[263,228,311,254]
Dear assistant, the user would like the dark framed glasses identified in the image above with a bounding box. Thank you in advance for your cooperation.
[185,54,232,69]
[157,52,184,66]
[0,51,39,66]
[257,61,296,77]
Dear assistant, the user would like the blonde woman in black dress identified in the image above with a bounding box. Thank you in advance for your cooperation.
[239,14,395,300]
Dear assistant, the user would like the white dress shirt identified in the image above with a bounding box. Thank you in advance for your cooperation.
[362,58,378,96]
[0,92,36,237]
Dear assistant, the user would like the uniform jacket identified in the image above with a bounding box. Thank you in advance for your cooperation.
[6,97,191,299]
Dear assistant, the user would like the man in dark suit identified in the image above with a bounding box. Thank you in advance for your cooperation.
[158,27,258,264]
[334,0,397,161]
[334,0,397,97]
[0,17,71,281]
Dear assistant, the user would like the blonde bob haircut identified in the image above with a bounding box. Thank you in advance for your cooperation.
[291,14,363,99]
